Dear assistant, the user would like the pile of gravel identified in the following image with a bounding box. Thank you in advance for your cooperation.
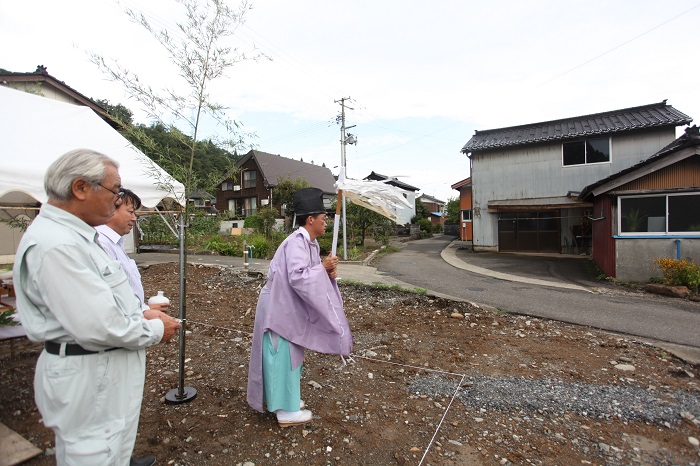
[409,373,700,425]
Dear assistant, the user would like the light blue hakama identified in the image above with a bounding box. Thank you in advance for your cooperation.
[262,331,302,412]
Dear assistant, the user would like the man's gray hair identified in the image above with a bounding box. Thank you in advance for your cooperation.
[44,149,119,201]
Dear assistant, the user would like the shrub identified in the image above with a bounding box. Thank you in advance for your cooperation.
[248,234,271,259]
[652,257,700,292]
[417,219,432,233]
[244,214,262,230]
[205,235,243,256]
[189,211,221,237]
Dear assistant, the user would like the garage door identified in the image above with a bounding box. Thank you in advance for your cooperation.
[498,211,560,252]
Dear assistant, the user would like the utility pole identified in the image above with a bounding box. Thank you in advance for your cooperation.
[335,97,356,260]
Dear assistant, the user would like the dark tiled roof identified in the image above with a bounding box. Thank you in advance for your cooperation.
[462,101,692,153]
[579,125,700,200]
[364,171,420,192]
[0,65,118,128]
[419,194,445,205]
[236,150,337,194]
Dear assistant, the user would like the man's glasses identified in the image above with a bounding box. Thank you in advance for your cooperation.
[97,183,125,206]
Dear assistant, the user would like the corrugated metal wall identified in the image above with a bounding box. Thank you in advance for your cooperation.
[616,155,700,191]
[592,195,616,277]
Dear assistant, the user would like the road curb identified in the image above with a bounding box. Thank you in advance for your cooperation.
[441,241,593,293]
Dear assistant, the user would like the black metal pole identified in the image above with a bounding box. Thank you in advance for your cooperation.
[166,212,196,404]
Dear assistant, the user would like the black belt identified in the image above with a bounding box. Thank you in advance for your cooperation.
[44,341,120,356]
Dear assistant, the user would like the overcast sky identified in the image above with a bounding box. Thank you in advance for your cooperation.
[2,0,699,203]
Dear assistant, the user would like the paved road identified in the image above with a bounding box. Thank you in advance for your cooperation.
[374,235,700,349]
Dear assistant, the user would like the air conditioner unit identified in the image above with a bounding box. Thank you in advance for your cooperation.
[233,185,241,191]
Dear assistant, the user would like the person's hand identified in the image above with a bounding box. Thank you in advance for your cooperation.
[159,316,182,343]
[323,254,338,275]
[143,309,170,320]
[148,302,171,313]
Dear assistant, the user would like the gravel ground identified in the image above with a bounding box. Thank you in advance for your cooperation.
[2,263,700,465]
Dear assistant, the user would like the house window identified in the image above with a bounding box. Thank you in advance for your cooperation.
[243,197,257,216]
[461,210,472,222]
[562,138,610,166]
[221,181,233,191]
[243,170,256,189]
[619,193,700,235]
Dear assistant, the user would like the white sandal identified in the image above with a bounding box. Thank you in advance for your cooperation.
[276,409,313,427]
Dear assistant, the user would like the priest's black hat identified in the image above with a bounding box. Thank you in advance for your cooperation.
[293,187,326,216]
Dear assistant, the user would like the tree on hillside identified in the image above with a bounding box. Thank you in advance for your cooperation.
[95,99,134,125]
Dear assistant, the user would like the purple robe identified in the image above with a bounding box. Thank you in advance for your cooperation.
[246,228,353,412]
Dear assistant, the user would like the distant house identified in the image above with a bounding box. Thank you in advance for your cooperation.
[0,65,119,128]
[216,150,336,221]
[364,171,419,225]
[418,194,446,226]
[451,177,472,241]
[189,190,217,214]
[461,101,692,254]
[579,125,700,281]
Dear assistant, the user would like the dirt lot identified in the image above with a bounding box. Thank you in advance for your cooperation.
[2,262,699,465]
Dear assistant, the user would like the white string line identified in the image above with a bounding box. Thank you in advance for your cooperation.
[351,354,467,378]
[419,374,466,466]
[186,320,470,462]
[187,320,251,336]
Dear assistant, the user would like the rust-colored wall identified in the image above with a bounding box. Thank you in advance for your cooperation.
[591,195,616,277]
[459,186,473,241]
[616,155,700,192]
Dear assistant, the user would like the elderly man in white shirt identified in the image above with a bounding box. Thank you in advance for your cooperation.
[13,149,180,466]
[96,188,170,319]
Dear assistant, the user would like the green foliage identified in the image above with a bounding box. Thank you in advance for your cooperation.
[346,246,361,261]
[258,207,278,239]
[248,234,271,259]
[346,202,394,246]
[0,216,32,232]
[417,218,432,233]
[244,213,262,229]
[96,99,134,125]
[432,222,443,233]
[0,309,19,327]
[317,231,334,256]
[188,211,221,238]
[271,176,311,210]
[411,200,430,223]
[205,235,244,256]
[139,215,178,245]
[445,197,460,224]
[121,122,240,194]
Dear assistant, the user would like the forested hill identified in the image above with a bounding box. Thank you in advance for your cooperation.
[97,99,242,191]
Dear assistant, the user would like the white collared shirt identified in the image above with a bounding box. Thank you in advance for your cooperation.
[95,225,149,312]
[13,204,163,349]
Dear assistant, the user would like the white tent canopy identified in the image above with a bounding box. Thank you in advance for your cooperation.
[0,85,185,208]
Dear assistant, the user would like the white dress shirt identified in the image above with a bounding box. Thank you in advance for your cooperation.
[95,224,149,311]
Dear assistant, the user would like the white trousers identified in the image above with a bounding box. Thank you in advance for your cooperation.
[34,348,146,466]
